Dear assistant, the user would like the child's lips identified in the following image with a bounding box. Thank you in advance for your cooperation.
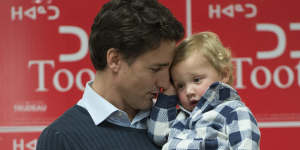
[190,100,198,107]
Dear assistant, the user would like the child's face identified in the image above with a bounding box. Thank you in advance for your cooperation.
[171,52,226,112]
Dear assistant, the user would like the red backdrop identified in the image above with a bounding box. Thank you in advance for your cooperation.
[1,0,300,149]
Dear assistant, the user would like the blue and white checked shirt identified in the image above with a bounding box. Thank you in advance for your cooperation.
[147,82,261,150]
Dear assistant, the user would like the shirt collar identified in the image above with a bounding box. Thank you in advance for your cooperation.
[77,81,118,125]
[77,81,150,128]
[191,82,240,115]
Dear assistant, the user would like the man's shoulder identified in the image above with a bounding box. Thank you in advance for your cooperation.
[37,105,99,150]
[45,105,93,132]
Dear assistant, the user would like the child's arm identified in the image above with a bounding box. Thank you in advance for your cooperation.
[161,108,261,150]
[147,93,178,146]
[161,110,220,150]
[227,103,261,150]
[161,82,261,150]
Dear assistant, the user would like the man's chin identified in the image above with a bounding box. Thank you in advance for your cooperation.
[140,100,153,110]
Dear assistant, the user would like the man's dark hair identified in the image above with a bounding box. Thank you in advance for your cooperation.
[89,0,185,70]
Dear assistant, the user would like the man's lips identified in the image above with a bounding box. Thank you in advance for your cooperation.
[152,91,159,99]
[152,88,164,99]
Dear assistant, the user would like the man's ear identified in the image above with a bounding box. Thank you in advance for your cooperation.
[106,48,121,73]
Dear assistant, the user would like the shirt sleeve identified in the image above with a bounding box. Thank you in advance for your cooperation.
[161,111,216,150]
[147,93,178,146]
[227,105,261,150]
[36,127,72,150]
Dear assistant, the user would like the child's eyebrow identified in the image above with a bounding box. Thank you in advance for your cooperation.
[190,73,206,77]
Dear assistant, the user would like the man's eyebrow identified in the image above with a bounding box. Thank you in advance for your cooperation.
[152,63,170,67]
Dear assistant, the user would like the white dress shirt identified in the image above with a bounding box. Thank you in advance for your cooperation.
[77,81,150,129]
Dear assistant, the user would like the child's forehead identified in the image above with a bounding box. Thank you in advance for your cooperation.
[172,54,210,73]
[182,50,207,63]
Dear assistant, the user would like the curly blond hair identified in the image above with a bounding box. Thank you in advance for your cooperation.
[171,31,234,85]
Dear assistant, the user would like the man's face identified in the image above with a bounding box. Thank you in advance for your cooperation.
[117,40,176,112]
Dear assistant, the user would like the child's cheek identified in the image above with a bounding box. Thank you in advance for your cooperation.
[196,85,209,98]
[198,90,206,98]
[178,93,186,103]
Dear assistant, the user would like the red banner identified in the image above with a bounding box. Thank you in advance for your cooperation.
[1,0,299,149]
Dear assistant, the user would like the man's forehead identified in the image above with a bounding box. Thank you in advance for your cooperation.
[136,40,175,66]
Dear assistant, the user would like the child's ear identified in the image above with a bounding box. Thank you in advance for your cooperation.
[221,67,230,84]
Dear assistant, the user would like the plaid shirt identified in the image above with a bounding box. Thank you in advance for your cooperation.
[147,82,260,150]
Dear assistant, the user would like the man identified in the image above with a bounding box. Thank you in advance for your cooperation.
[36,0,184,149]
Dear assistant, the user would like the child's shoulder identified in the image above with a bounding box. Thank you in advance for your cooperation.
[216,99,254,121]
[219,99,247,110]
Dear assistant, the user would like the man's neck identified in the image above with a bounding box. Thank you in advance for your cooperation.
[92,71,137,121]
[122,107,138,121]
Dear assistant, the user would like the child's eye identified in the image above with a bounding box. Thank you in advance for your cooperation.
[193,78,201,83]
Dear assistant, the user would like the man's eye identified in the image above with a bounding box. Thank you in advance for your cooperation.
[150,68,161,72]
[176,84,184,89]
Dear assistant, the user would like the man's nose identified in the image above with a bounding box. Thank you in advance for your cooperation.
[156,69,171,91]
